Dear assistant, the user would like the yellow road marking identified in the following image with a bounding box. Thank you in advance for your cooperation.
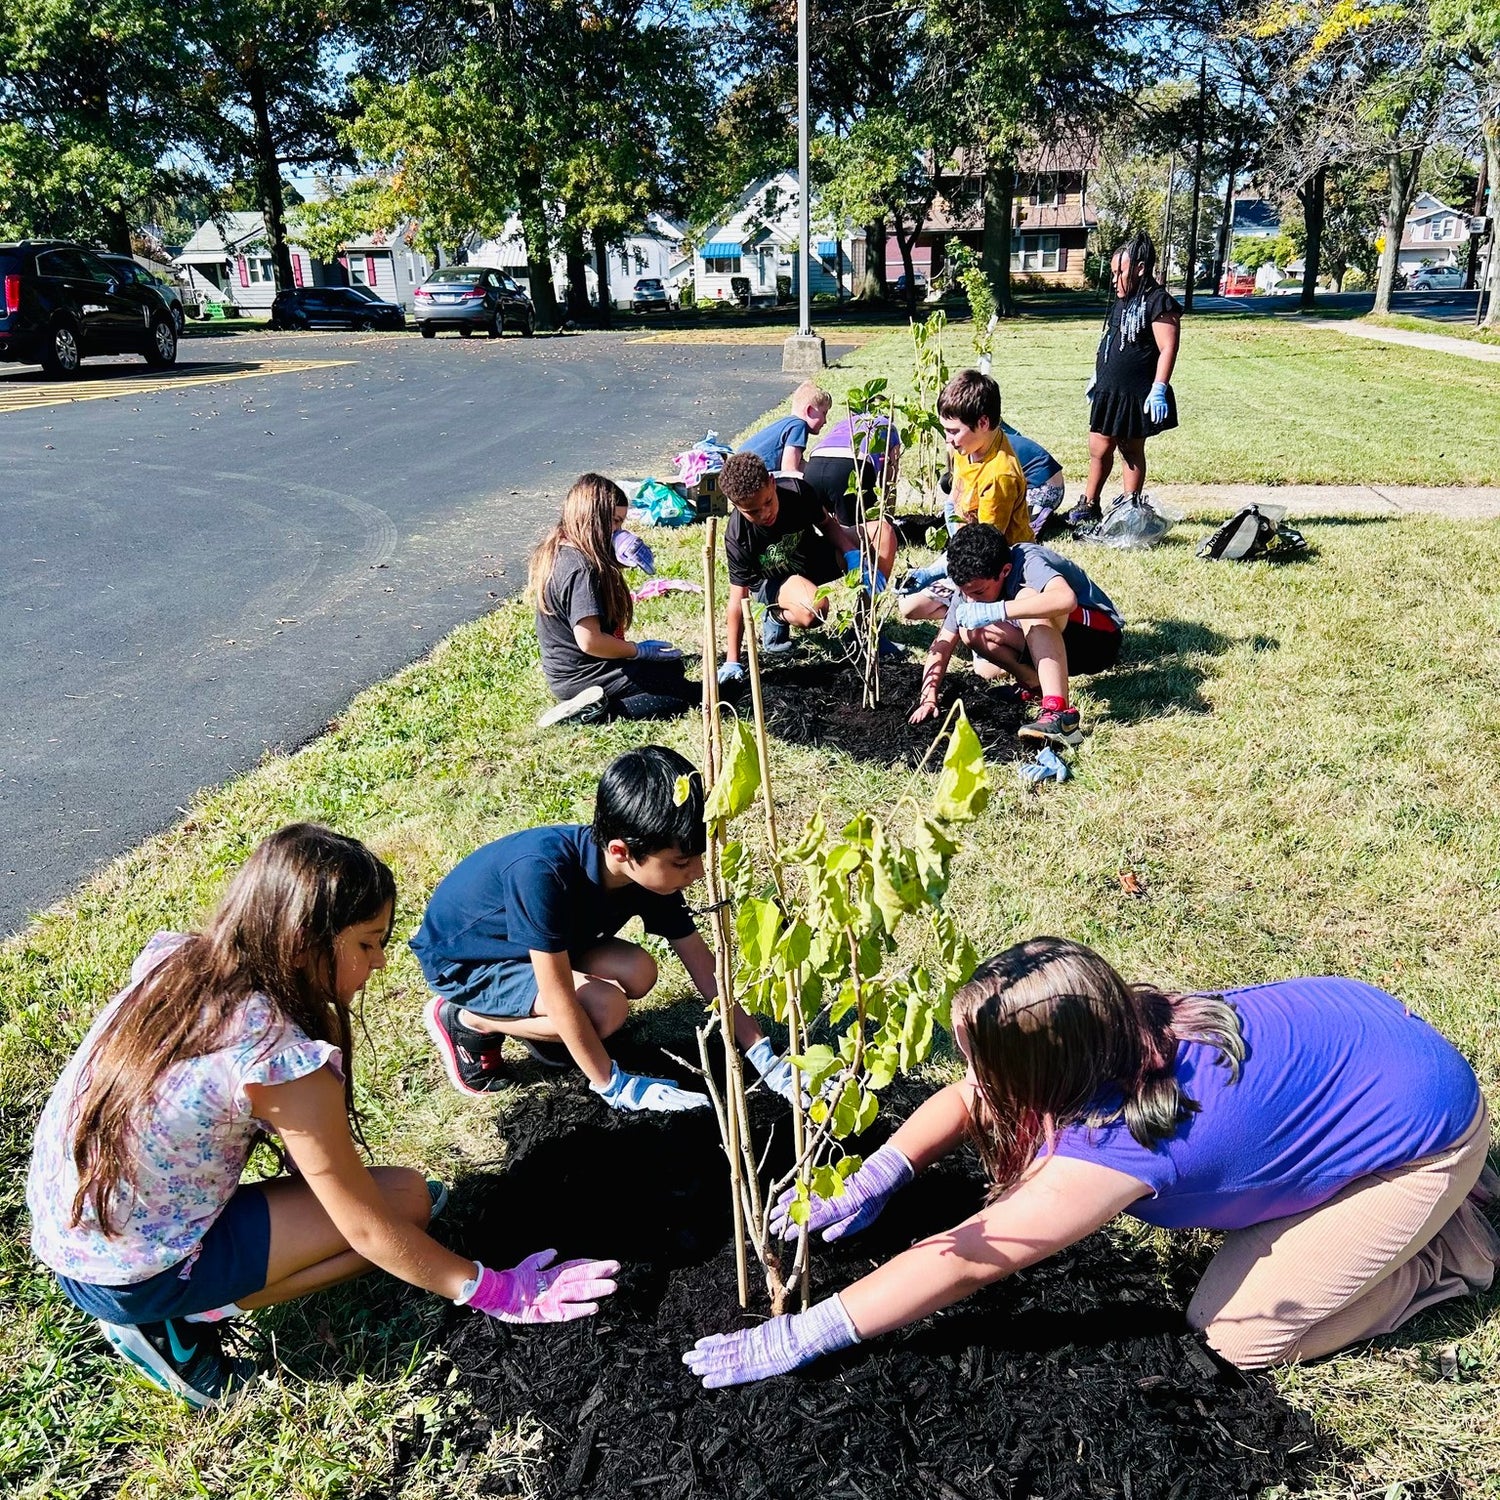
[0,359,352,415]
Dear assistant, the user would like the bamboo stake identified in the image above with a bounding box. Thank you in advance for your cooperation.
[742,603,810,1310]
[702,520,748,1307]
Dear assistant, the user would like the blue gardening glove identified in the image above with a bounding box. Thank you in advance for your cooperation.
[745,1037,798,1102]
[635,639,682,661]
[1019,746,1071,786]
[590,1061,709,1113]
[717,660,746,687]
[1144,382,1169,424]
[842,549,887,594]
[770,1142,914,1243]
[1086,374,1097,400]
[901,559,949,593]
[683,1295,860,1388]
[952,598,1010,630]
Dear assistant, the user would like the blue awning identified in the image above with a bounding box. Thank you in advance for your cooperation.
[700,241,742,258]
[817,240,841,257]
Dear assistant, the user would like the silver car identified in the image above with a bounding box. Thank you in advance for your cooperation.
[414,266,535,338]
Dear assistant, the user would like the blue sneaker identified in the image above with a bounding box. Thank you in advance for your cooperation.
[762,610,792,653]
[99,1317,236,1409]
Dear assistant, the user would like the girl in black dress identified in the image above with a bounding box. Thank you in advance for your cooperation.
[1066,232,1182,528]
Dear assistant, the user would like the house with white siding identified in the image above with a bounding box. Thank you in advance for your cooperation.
[175,213,325,316]
[1398,192,1471,275]
[335,222,438,309]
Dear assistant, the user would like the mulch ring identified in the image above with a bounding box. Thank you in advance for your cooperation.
[746,654,1025,769]
[437,1068,1338,1499]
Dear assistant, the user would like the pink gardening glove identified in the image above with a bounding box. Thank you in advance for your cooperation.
[462,1249,620,1324]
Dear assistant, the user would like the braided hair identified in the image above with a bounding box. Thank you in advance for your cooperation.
[1108,230,1160,346]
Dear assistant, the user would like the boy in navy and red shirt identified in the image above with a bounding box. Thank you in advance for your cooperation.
[908,522,1122,746]
[413,745,795,1109]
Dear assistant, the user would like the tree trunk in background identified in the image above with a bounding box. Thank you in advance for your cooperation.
[1374,147,1422,315]
[894,221,918,314]
[593,229,613,328]
[248,64,294,290]
[1483,117,1500,327]
[104,204,133,256]
[981,158,1015,317]
[518,166,558,329]
[1299,164,1326,313]
[864,218,888,298]
[564,228,590,323]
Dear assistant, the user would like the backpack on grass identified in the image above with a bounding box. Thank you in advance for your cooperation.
[1197,505,1309,562]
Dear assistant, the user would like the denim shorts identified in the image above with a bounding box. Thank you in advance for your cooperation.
[428,956,564,1019]
[56,1185,271,1325]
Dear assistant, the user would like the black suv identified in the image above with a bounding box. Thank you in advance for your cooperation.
[269,285,406,331]
[0,240,179,377]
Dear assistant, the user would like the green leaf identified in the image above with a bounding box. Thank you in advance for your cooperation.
[865,1042,899,1090]
[787,1185,812,1227]
[782,810,826,863]
[836,1154,864,1180]
[735,895,782,973]
[704,718,761,823]
[774,918,812,976]
[931,704,990,824]
[912,816,959,900]
[673,774,692,806]
[831,1077,862,1136]
[811,1164,845,1201]
[900,999,935,1071]
[786,1043,840,1089]
[824,843,864,880]
[855,1088,880,1133]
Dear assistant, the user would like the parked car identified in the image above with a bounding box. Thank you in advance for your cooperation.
[893,271,928,297]
[631,277,672,312]
[99,253,186,335]
[1269,278,1303,296]
[0,239,178,377]
[1217,270,1257,296]
[413,266,535,338]
[269,286,406,331]
[1409,264,1466,291]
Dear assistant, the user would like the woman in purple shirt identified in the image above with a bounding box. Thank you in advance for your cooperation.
[685,937,1498,1386]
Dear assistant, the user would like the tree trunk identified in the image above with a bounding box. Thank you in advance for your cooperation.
[864,218,888,298]
[247,62,294,291]
[1483,117,1500,328]
[593,229,613,329]
[564,228,590,324]
[518,165,558,330]
[894,221,918,315]
[1183,57,1207,313]
[981,158,1015,317]
[1299,164,1326,313]
[104,204,133,257]
[1374,147,1423,316]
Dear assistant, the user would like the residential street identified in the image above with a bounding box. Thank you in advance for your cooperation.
[1,327,845,933]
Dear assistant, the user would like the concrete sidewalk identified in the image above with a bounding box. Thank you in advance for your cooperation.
[1152,484,1500,521]
[1303,318,1500,363]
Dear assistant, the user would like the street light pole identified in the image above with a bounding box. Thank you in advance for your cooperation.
[782,0,826,371]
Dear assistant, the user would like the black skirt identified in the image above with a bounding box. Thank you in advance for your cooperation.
[1090,283,1181,440]
[1090,382,1178,440]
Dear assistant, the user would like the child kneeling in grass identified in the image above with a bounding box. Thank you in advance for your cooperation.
[908,522,1122,746]
[27,825,619,1411]
[529,472,697,728]
[737,381,833,475]
[413,744,797,1108]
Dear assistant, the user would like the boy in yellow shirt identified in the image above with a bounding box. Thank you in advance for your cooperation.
[900,368,1033,623]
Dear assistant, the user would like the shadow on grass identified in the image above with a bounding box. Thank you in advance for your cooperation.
[1088,619,1272,724]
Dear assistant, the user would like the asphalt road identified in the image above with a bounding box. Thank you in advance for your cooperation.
[2,327,845,935]
[1195,288,1484,322]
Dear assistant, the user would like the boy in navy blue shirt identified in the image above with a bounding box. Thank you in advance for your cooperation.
[413,745,795,1111]
[737,382,832,474]
[908,522,1123,747]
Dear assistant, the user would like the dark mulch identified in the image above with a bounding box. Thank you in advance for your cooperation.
[434,1061,1338,1500]
[750,655,1026,769]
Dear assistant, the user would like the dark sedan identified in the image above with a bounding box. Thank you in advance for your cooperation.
[269,286,406,331]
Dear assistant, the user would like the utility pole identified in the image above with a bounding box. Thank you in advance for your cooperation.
[1214,82,1245,292]
[1467,156,1487,292]
[1183,57,1207,313]
[782,0,825,372]
[1162,150,1178,287]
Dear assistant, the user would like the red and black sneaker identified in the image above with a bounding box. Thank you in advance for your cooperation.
[1018,705,1083,748]
[424,997,509,1096]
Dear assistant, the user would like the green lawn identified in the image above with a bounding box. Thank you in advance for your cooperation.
[786,310,1500,488]
[5,317,1500,1497]
[1361,312,1500,349]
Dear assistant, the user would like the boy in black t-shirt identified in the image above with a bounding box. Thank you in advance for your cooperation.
[716,453,897,686]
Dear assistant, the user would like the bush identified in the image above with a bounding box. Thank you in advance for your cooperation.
[677,284,695,309]
[1341,267,1369,291]
[776,274,792,302]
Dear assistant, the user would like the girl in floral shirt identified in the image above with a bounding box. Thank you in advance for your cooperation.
[28,824,618,1409]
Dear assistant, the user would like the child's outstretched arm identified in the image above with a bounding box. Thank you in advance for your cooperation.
[909,628,959,724]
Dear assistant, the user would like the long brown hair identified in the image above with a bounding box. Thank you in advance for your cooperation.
[68,823,396,1234]
[951,937,1244,1198]
[527,472,633,635]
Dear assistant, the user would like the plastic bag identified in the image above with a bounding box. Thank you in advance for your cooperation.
[632,478,695,528]
[1077,494,1181,550]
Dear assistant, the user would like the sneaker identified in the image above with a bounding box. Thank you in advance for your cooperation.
[537,685,607,729]
[1017,706,1083,748]
[877,633,905,660]
[99,1317,235,1409]
[519,1037,575,1069]
[424,997,509,1096]
[426,1178,450,1220]
[1065,497,1101,529]
[762,610,792,652]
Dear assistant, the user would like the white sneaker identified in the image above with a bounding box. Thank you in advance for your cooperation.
[537,685,607,728]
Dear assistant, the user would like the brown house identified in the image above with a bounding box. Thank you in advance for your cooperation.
[884,150,1098,289]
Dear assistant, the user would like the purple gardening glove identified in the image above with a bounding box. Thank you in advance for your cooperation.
[634,639,683,661]
[458,1250,620,1324]
[770,1142,914,1243]
[683,1295,860,1388]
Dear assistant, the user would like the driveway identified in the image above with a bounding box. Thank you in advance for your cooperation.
[1,328,853,934]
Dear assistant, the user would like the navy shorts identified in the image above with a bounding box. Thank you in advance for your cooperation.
[427,955,577,1020]
[56,1185,272,1325]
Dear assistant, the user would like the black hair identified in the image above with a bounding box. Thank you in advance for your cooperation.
[593,745,707,859]
[937,368,1002,430]
[945,522,1012,587]
[1110,231,1159,297]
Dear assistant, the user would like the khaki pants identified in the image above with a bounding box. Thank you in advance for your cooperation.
[1187,1103,1500,1368]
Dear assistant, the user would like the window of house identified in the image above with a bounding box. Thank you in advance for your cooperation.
[245,256,275,283]
[1010,234,1060,272]
[706,255,742,274]
[1029,175,1064,206]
